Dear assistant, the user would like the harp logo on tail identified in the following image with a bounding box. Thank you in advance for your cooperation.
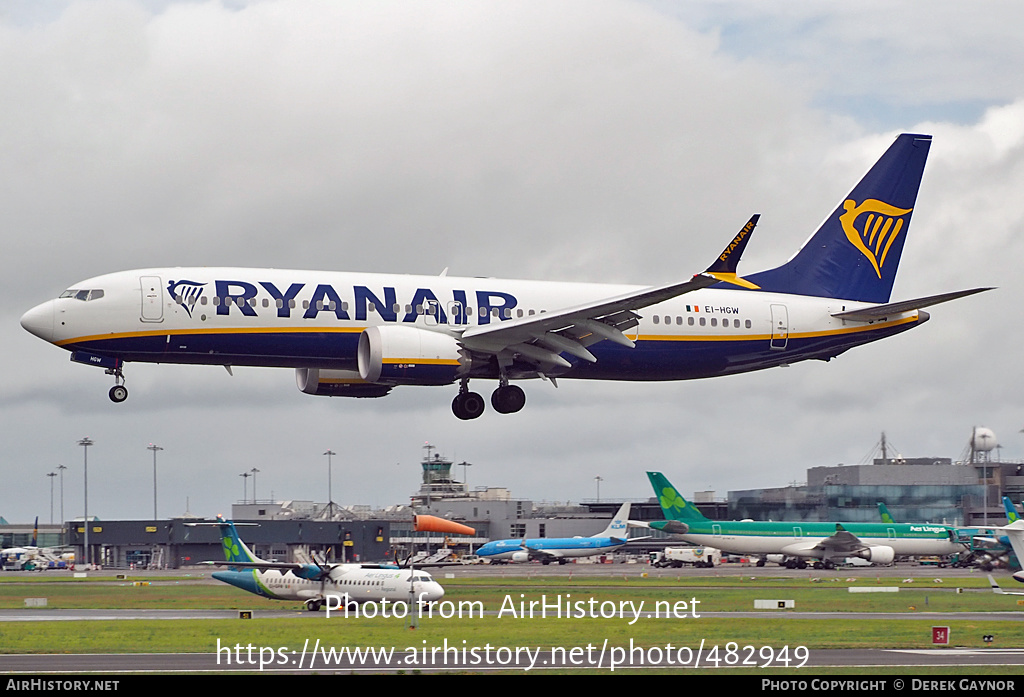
[839,198,913,278]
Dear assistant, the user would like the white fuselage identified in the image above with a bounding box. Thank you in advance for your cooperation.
[20,267,923,384]
[213,564,445,606]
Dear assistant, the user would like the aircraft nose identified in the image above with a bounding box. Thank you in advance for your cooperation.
[418,582,445,601]
[20,301,55,342]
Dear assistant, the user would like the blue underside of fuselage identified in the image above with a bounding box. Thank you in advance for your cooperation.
[62,319,920,382]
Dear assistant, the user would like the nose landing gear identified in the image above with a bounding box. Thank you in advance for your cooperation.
[106,366,128,403]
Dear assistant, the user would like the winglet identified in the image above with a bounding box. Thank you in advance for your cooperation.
[704,215,761,289]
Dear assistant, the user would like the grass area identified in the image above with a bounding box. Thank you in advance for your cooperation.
[0,572,1022,661]
[0,573,1014,612]
[2,617,1023,655]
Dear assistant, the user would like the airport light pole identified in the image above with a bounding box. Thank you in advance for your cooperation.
[57,464,66,522]
[240,472,250,503]
[324,450,335,507]
[77,437,93,567]
[147,444,163,520]
[594,475,603,503]
[250,468,260,504]
[458,460,473,491]
[57,465,66,544]
[47,471,57,524]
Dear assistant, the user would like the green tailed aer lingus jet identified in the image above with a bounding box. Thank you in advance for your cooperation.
[647,472,964,569]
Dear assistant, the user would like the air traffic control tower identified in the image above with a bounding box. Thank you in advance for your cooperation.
[411,443,470,507]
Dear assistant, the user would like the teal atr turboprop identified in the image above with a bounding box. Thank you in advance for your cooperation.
[193,516,444,612]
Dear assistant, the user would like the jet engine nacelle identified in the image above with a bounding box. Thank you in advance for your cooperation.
[1012,570,1024,584]
[295,368,392,398]
[510,551,531,563]
[358,325,465,386]
[858,545,895,565]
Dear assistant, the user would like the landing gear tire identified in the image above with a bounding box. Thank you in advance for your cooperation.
[306,600,323,612]
[108,385,128,403]
[491,385,526,414]
[452,391,485,420]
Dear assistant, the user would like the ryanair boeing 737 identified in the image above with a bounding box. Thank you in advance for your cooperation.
[20,134,989,419]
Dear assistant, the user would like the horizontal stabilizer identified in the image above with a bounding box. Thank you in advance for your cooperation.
[650,520,690,535]
[831,288,992,322]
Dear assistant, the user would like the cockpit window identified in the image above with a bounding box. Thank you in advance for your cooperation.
[60,289,104,301]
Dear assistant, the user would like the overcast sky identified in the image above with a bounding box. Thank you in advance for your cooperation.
[2,0,1023,524]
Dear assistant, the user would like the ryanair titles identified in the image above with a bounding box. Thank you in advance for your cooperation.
[168,279,519,326]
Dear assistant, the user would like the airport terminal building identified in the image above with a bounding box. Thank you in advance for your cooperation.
[6,441,1019,570]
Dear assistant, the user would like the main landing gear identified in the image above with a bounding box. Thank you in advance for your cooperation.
[106,366,128,403]
[452,380,526,420]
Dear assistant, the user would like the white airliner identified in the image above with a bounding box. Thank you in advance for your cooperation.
[193,517,445,612]
[20,134,989,419]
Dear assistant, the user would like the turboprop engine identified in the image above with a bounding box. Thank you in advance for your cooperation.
[358,325,467,386]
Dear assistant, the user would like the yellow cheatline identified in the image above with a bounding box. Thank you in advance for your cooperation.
[382,358,460,366]
[56,325,367,346]
[638,313,919,343]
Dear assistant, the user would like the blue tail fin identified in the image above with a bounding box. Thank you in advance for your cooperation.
[745,133,931,303]
[1004,497,1020,524]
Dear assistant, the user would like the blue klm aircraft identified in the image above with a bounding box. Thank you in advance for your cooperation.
[22,134,989,419]
[476,503,637,564]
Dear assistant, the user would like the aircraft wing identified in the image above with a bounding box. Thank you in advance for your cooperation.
[831,288,992,322]
[987,574,1024,595]
[458,216,760,369]
[781,525,869,558]
[521,545,563,560]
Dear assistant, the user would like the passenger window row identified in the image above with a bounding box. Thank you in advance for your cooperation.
[651,315,752,329]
